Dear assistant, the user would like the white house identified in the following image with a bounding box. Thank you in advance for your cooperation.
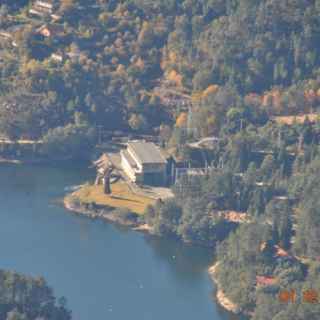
[120,141,167,186]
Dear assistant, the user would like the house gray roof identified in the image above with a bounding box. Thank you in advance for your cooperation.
[128,141,167,165]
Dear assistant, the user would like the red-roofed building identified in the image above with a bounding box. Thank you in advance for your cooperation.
[36,24,64,38]
[256,276,277,287]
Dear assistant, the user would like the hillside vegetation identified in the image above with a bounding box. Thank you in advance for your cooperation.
[1,1,320,320]
[0,269,71,320]
[1,0,320,141]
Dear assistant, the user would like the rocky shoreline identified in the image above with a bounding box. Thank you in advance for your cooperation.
[64,195,154,233]
[208,262,242,314]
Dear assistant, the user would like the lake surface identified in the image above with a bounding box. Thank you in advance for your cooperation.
[0,164,243,320]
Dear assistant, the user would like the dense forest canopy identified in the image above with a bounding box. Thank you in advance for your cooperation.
[0,269,71,320]
[2,0,320,141]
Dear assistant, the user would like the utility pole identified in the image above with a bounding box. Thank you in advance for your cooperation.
[187,106,193,136]
[218,157,224,169]
[240,119,244,131]
[278,128,282,148]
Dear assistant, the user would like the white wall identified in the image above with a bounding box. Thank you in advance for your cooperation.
[120,152,137,182]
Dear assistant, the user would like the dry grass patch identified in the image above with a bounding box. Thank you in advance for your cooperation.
[72,181,155,215]
[273,113,319,125]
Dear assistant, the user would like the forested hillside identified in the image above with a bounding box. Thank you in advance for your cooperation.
[0,269,71,320]
[1,0,320,142]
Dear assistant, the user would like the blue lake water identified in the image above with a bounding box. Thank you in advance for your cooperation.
[0,164,243,320]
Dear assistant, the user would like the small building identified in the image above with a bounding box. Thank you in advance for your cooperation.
[34,0,59,13]
[121,141,167,186]
[0,25,24,47]
[36,24,64,38]
[29,0,59,17]
[0,31,12,40]
[188,137,220,150]
[50,52,64,62]
[0,26,24,38]
[256,275,277,287]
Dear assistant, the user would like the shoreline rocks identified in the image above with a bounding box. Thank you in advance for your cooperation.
[63,196,154,233]
[208,262,242,314]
